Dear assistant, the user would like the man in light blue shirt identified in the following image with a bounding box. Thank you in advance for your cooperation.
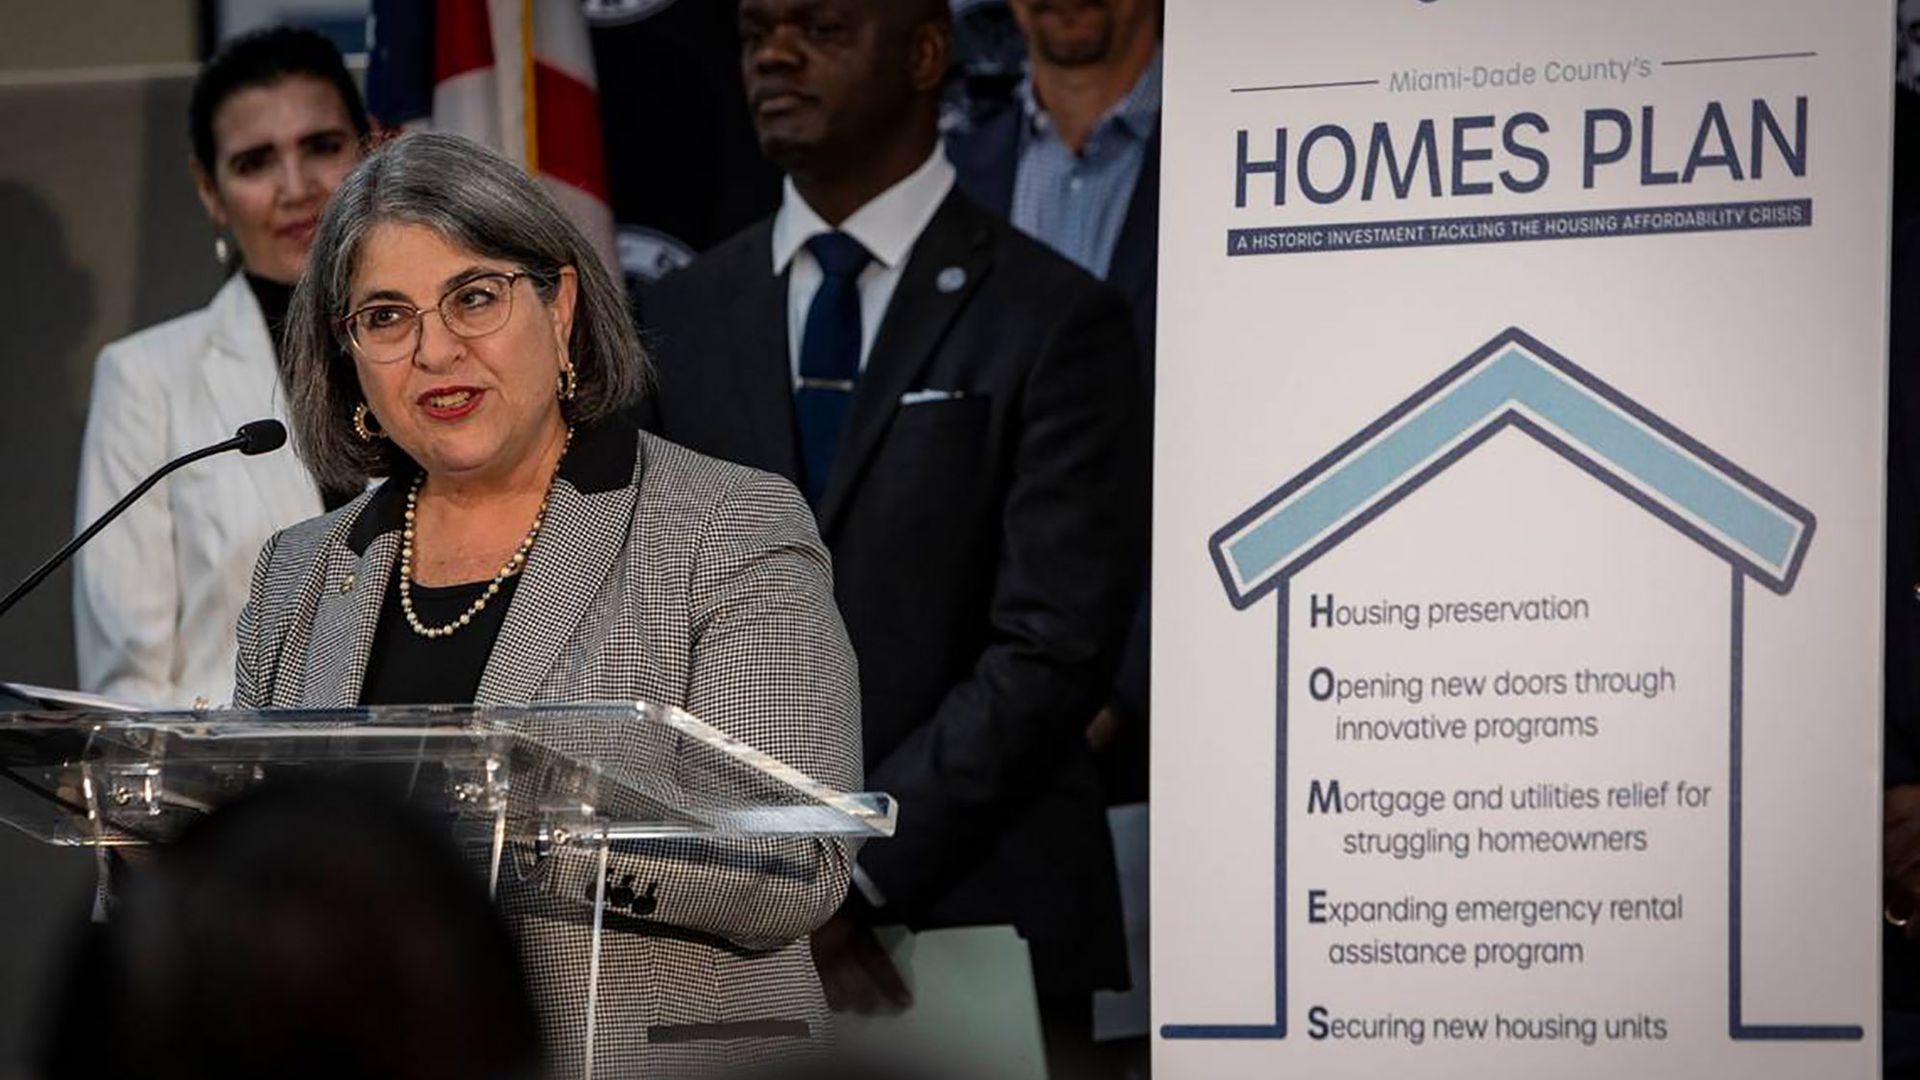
[955,1,1162,291]
[1009,37,1160,279]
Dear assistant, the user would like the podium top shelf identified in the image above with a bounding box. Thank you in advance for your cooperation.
[0,700,896,848]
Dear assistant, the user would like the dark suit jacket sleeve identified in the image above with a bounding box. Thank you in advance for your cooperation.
[854,279,1149,915]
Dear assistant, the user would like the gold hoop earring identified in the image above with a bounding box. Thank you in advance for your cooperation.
[353,402,386,442]
[558,362,578,403]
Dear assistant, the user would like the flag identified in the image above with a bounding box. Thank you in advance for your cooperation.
[367,0,619,276]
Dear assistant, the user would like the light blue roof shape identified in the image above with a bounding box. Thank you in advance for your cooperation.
[1209,328,1815,605]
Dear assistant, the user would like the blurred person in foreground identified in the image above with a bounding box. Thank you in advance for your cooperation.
[74,26,370,707]
[42,782,541,1080]
[639,0,1148,1071]
[236,131,862,1076]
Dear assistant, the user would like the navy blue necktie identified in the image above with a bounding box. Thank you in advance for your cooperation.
[795,231,872,507]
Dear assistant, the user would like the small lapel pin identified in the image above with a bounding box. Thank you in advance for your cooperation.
[936,266,967,294]
[339,572,356,595]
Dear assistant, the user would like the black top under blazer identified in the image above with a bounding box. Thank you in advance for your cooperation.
[233,420,863,1077]
[639,188,1149,993]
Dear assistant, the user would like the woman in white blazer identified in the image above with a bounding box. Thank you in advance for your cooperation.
[74,27,369,705]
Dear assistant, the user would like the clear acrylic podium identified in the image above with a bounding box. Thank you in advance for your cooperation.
[0,700,895,1075]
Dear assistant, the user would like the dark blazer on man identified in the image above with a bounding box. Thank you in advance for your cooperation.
[639,188,1147,994]
[949,105,1161,793]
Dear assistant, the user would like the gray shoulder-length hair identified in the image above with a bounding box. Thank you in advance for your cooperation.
[284,131,647,493]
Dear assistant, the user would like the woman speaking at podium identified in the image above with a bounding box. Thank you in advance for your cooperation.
[74,28,369,706]
[232,132,861,1076]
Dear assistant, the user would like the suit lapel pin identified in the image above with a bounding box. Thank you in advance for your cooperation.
[936,266,967,294]
[339,572,356,595]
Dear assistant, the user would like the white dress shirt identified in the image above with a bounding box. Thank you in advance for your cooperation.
[770,145,957,380]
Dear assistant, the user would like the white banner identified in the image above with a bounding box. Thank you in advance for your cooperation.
[1151,2,1891,1077]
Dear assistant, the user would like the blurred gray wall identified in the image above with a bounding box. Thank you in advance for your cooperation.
[0,21,228,1070]
[0,70,228,690]
[0,2,197,71]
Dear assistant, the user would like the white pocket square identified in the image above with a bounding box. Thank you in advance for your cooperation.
[899,389,966,406]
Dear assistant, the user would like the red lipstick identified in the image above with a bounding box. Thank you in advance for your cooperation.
[417,386,486,421]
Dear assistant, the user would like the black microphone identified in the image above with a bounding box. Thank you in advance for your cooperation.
[234,418,287,456]
[0,420,289,622]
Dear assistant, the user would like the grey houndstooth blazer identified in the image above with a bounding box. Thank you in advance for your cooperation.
[233,419,862,1078]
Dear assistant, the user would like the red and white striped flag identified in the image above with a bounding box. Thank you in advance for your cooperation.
[371,0,619,275]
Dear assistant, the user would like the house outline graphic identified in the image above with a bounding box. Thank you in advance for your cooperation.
[1161,327,1856,1043]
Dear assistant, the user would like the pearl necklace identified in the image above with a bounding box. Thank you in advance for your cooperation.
[398,427,573,640]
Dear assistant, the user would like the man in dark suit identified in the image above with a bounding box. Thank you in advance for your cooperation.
[637,0,1147,1068]
[949,0,1160,799]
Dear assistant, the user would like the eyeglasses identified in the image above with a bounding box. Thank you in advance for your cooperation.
[337,270,541,364]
